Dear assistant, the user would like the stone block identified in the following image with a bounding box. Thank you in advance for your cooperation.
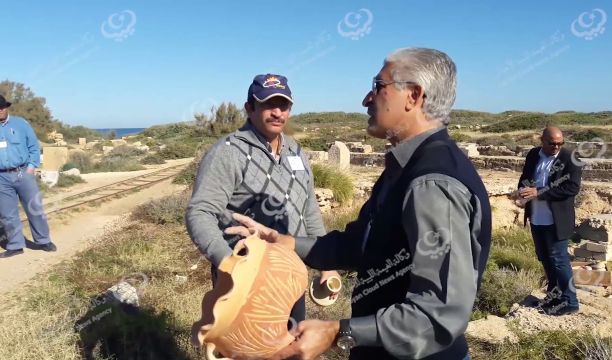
[583,241,609,253]
[574,248,606,261]
[458,143,479,157]
[41,146,69,171]
[328,141,350,170]
[575,215,612,243]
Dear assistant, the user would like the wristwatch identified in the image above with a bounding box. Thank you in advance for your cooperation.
[335,319,356,351]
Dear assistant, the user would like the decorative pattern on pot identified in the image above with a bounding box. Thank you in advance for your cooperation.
[192,235,308,359]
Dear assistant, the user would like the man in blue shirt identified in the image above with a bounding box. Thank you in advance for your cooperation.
[0,94,57,258]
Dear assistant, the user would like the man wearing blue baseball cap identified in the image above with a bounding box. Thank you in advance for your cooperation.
[186,74,339,327]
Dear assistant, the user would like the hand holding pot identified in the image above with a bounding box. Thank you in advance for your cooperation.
[225,213,295,250]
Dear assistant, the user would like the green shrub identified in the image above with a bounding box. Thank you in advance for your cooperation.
[60,162,78,171]
[55,173,85,188]
[569,128,610,142]
[65,151,94,172]
[159,143,196,160]
[141,154,166,165]
[172,160,198,186]
[474,260,541,316]
[490,247,542,272]
[300,137,329,151]
[489,228,541,272]
[450,132,472,143]
[93,157,145,172]
[312,164,354,205]
[109,145,146,158]
[131,192,189,225]
[469,330,612,360]
[484,113,552,133]
[322,202,363,232]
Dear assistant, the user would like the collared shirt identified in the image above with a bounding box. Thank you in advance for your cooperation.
[248,121,284,162]
[530,149,558,225]
[294,127,484,359]
[0,115,41,170]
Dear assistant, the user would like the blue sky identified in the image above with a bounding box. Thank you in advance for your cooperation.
[3,0,611,128]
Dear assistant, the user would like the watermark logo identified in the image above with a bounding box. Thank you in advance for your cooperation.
[571,137,607,167]
[260,196,289,222]
[337,9,373,40]
[571,9,607,40]
[183,98,218,123]
[416,229,451,259]
[119,271,150,297]
[101,10,137,42]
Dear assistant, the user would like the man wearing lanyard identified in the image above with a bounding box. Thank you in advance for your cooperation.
[0,95,56,258]
[516,126,581,315]
[186,74,339,328]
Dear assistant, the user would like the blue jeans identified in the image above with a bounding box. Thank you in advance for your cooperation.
[0,170,51,250]
[530,224,578,307]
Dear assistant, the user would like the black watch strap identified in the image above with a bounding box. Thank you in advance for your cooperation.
[337,319,352,338]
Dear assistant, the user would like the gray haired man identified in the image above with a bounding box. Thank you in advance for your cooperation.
[228,48,492,360]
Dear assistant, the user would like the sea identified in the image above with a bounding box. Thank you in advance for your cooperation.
[94,128,146,139]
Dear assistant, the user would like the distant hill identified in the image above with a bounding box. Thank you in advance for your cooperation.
[292,110,612,129]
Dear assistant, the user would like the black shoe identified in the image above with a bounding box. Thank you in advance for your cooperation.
[545,301,579,316]
[34,242,57,252]
[0,249,24,258]
[532,289,561,308]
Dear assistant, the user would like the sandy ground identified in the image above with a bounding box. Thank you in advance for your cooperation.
[0,159,191,296]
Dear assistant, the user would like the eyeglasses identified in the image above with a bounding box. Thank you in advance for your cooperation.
[546,140,564,147]
[371,77,418,95]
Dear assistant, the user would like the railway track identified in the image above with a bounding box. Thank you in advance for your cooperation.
[21,163,188,222]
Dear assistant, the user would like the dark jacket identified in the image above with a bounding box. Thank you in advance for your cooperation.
[518,147,582,240]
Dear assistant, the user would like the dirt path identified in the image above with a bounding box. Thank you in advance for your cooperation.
[0,159,192,296]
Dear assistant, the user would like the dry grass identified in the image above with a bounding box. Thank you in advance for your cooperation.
[0,193,602,360]
[0,221,203,360]
[0,204,352,359]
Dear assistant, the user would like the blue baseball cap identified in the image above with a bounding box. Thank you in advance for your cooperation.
[248,74,293,104]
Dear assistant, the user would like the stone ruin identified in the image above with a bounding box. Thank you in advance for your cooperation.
[328,141,350,170]
[46,131,67,146]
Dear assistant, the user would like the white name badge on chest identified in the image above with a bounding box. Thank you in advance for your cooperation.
[0,141,7,149]
[287,155,305,171]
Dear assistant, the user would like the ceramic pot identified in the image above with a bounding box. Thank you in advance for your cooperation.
[192,235,308,359]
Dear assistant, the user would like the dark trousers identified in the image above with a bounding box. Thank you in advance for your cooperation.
[530,224,578,307]
[210,265,306,325]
